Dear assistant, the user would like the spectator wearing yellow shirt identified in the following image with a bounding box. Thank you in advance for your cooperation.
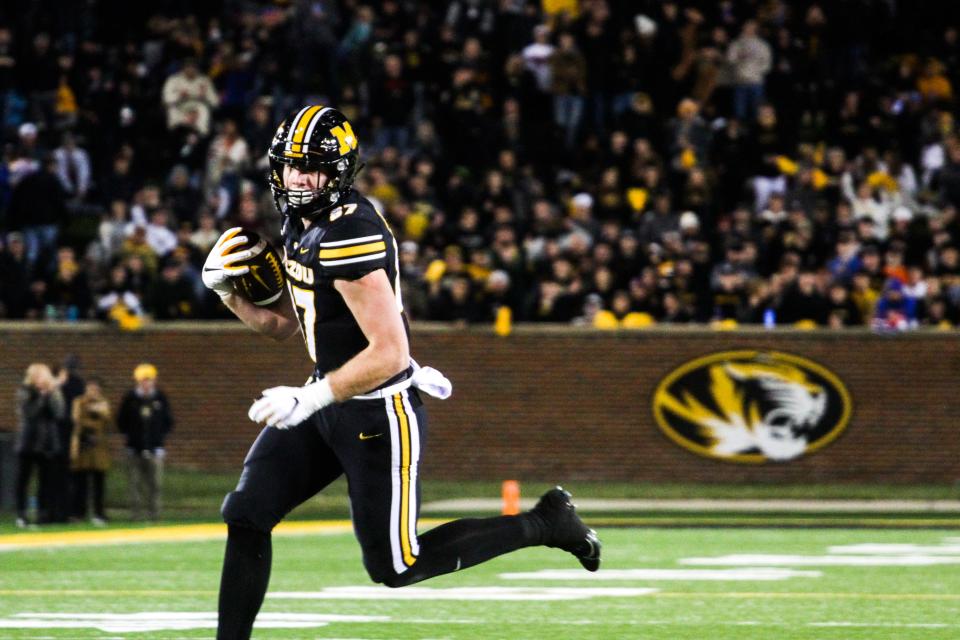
[542,0,578,21]
[917,58,953,103]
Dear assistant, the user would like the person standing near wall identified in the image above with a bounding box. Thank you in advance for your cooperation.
[70,378,111,525]
[51,354,84,523]
[117,364,173,522]
[14,363,64,527]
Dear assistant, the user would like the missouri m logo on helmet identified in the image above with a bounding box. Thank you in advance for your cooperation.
[652,350,852,463]
[268,105,361,220]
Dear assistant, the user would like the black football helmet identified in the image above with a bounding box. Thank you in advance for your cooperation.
[267,105,361,220]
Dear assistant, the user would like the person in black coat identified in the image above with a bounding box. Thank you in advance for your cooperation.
[117,364,173,521]
[7,156,68,271]
[777,271,830,325]
[35,356,86,523]
[54,355,86,522]
[0,232,33,318]
[15,363,65,527]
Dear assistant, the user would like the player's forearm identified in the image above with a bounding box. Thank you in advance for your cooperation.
[222,290,299,341]
[326,340,409,402]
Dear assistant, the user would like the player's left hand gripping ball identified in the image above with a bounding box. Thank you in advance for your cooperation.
[248,378,335,428]
[202,227,256,298]
[202,227,285,305]
[231,229,286,306]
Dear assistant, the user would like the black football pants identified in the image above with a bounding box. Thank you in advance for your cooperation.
[221,388,537,586]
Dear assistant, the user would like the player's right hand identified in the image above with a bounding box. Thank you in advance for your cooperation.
[202,227,257,297]
[247,378,335,429]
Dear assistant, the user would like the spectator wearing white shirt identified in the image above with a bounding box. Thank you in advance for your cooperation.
[161,59,218,136]
[125,209,178,257]
[144,209,178,257]
[205,119,249,193]
[127,184,163,229]
[759,192,788,225]
[727,20,772,121]
[97,200,129,261]
[53,132,91,201]
[521,24,554,92]
[849,181,895,241]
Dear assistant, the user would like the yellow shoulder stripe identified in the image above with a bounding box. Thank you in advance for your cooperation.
[318,241,387,259]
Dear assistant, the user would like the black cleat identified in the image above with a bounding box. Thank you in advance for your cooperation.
[531,486,602,571]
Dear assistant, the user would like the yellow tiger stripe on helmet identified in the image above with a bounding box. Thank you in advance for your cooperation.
[393,393,416,567]
[292,105,323,145]
[288,105,323,144]
[283,105,323,158]
[317,241,386,259]
[286,108,309,136]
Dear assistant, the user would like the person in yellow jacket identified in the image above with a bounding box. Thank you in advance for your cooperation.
[70,379,111,525]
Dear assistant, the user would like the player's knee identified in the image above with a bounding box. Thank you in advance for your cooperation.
[221,490,275,533]
[362,560,394,586]
[379,573,412,588]
[220,491,252,527]
[362,555,414,588]
[370,569,414,589]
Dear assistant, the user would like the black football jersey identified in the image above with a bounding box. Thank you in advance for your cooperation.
[281,189,410,383]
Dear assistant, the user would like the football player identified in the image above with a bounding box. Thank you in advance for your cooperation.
[202,105,601,639]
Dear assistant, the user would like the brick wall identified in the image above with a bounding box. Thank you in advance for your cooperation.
[1,323,958,483]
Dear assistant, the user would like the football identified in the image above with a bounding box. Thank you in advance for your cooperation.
[229,230,286,306]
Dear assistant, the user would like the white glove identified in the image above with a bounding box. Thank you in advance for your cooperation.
[202,227,264,298]
[248,378,335,429]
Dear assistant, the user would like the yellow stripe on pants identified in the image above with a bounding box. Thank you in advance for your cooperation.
[393,393,416,567]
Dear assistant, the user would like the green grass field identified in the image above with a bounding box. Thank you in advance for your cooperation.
[2,523,959,639]
[9,467,960,524]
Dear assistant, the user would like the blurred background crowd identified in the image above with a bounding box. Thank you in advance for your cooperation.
[1,0,959,329]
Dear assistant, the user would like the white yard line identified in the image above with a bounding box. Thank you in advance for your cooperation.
[6,614,954,634]
[268,586,658,601]
[829,543,960,554]
[681,553,960,566]
[422,498,960,513]
[500,568,821,581]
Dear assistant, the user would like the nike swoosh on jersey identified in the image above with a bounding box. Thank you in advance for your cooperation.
[358,432,383,440]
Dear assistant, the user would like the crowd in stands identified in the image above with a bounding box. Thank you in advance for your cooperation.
[1,0,960,329]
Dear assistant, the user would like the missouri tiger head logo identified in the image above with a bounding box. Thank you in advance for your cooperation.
[653,351,851,463]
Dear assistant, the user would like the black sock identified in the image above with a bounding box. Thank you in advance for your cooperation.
[217,525,272,640]
[386,514,542,587]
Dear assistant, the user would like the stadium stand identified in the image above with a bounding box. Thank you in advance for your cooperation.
[1,0,959,328]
